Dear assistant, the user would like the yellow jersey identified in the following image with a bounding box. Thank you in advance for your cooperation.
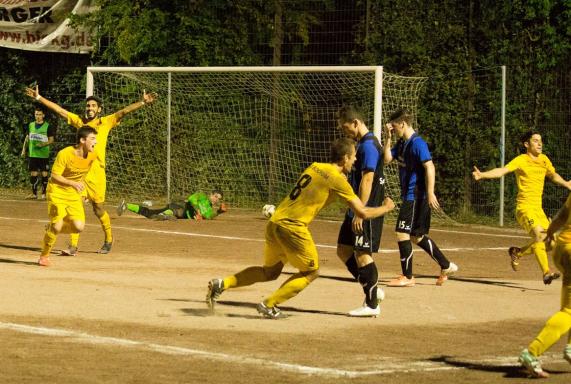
[506,153,555,209]
[271,162,358,229]
[556,194,571,243]
[47,146,97,200]
[68,112,119,168]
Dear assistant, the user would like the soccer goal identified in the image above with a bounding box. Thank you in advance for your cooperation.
[86,66,427,213]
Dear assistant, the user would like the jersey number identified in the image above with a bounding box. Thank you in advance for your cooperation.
[289,174,312,201]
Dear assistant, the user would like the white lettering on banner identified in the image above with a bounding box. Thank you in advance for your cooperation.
[0,0,97,53]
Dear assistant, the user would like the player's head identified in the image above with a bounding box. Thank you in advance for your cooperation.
[330,137,356,174]
[388,108,413,138]
[85,95,103,121]
[209,189,223,205]
[34,106,45,124]
[336,105,366,140]
[76,126,98,152]
[521,130,542,156]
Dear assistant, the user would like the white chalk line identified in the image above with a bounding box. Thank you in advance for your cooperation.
[3,321,567,378]
[0,216,521,253]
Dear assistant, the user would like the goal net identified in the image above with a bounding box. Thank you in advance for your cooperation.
[86,66,427,215]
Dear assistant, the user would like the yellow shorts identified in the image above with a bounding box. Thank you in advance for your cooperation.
[84,162,106,204]
[515,207,550,234]
[47,195,85,224]
[263,221,319,272]
[552,241,571,311]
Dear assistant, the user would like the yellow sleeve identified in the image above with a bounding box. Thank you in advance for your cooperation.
[51,148,70,176]
[331,173,359,203]
[543,155,556,177]
[67,112,83,129]
[505,155,522,172]
[101,114,119,129]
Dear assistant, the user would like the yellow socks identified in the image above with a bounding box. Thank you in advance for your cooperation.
[264,272,314,307]
[99,211,113,243]
[529,310,571,357]
[40,226,57,257]
[69,232,79,248]
[531,241,549,275]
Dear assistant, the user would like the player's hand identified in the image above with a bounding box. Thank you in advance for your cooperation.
[472,166,482,181]
[383,196,395,211]
[72,182,85,193]
[194,212,203,222]
[427,192,440,211]
[217,203,228,214]
[25,84,40,100]
[384,123,393,139]
[143,89,158,104]
[352,216,364,234]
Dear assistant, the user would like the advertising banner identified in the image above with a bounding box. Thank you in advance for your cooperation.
[0,0,96,53]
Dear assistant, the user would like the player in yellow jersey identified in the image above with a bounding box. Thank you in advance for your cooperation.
[205,138,395,319]
[39,126,98,267]
[472,131,571,284]
[26,84,158,255]
[518,192,571,378]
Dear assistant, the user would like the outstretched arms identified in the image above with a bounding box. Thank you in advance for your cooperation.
[115,90,158,121]
[25,85,70,120]
[472,165,511,181]
[547,172,571,191]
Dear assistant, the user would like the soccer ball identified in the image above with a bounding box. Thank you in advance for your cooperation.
[262,204,275,218]
[377,287,385,302]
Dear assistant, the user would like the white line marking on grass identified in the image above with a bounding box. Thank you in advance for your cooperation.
[1,321,567,377]
[0,216,518,253]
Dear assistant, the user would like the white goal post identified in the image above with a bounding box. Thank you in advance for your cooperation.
[86,66,427,213]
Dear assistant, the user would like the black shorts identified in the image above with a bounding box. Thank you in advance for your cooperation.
[28,157,49,172]
[395,199,431,236]
[337,213,383,253]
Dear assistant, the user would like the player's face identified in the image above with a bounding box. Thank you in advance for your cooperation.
[342,146,357,174]
[34,110,45,124]
[85,100,102,121]
[525,134,543,156]
[209,193,222,205]
[389,120,405,138]
[338,119,359,139]
[82,133,97,152]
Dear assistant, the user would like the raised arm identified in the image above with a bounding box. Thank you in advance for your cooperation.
[115,90,158,121]
[383,123,394,164]
[472,165,511,181]
[547,172,571,191]
[25,85,70,120]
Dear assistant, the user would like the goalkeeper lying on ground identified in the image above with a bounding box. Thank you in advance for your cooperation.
[117,190,226,220]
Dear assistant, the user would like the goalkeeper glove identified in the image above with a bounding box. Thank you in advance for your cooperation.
[217,203,228,214]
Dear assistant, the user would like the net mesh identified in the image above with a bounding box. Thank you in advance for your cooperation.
[89,68,428,215]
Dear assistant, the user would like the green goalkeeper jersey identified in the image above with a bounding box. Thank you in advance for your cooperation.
[185,192,215,219]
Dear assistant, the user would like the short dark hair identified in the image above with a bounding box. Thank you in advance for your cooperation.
[86,95,103,107]
[521,130,541,145]
[211,189,224,200]
[76,126,97,144]
[34,106,45,114]
[389,108,413,125]
[336,105,365,124]
[330,137,355,163]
